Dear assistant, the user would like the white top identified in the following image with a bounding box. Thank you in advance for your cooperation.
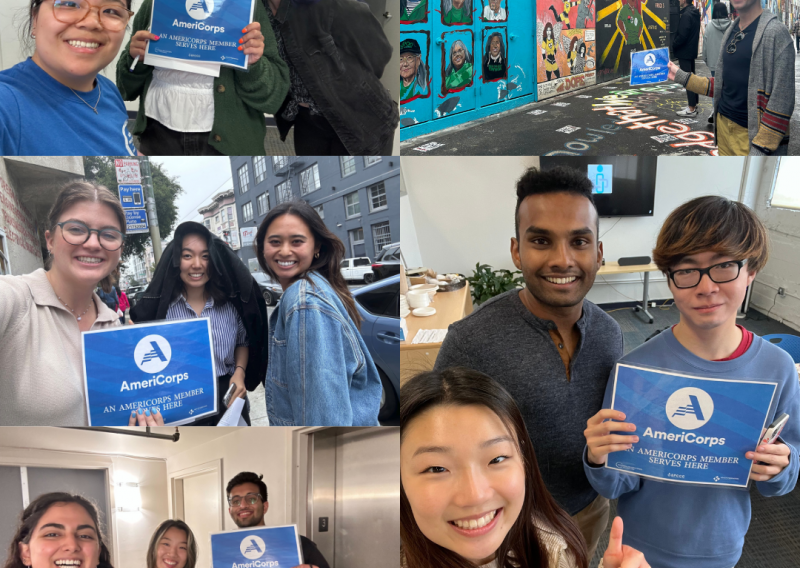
[145,69,215,132]
[482,6,507,20]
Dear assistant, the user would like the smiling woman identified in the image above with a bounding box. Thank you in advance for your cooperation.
[2,493,111,568]
[0,0,136,155]
[145,521,196,568]
[0,182,125,426]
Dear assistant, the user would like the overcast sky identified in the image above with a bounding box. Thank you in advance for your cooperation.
[149,156,234,238]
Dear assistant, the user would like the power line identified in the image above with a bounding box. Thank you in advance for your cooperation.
[176,176,233,224]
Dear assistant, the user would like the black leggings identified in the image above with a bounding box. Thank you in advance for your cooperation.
[678,59,698,108]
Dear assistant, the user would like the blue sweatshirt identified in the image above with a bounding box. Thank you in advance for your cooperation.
[584,328,800,568]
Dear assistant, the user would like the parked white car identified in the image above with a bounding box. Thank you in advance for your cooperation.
[341,257,374,283]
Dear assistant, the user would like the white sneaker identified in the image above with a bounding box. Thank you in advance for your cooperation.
[676,107,698,117]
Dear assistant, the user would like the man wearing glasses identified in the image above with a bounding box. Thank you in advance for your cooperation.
[667,0,795,156]
[583,195,799,567]
[227,472,330,568]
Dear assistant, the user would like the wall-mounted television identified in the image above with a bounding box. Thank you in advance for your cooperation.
[539,156,658,217]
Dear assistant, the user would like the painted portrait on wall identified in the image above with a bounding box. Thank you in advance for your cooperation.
[401,0,429,24]
[480,0,508,21]
[443,38,474,91]
[441,0,474,25]
[400,37,430,103]
[482,31,507,81]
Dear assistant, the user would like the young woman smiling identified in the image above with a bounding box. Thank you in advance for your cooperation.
[255,200,382,426]
[3,492,111,568]
[145,520,197,568]
[401,367,650,568]
[0,0,136,155]
[0,182,131,426]
[130,222,269,426]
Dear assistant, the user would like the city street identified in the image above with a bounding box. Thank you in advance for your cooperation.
[401,54,800,157]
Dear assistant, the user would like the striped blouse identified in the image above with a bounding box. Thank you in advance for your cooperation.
[166,294,248,377]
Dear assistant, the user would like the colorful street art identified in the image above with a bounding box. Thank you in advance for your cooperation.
[595,0,669,82]
[401,0,429,24]
[537,0,597,100]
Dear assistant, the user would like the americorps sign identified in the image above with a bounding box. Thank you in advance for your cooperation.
[211,526,303,568]
[606,363,777,487]
[82,319,217,425]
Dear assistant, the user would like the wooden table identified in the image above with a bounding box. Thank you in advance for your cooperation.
[400,284,473,384]
[597,261,661,323]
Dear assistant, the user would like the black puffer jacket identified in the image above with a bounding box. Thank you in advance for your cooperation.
[268,0,398,155]
[673,4,701,59]
[129,222,268,391]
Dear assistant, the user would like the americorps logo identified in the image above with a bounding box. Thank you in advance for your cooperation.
[134,335,172,373]
[665,387,714,430]
[240,536,266,560]
[186,0,214,20]
[644,53,656,66]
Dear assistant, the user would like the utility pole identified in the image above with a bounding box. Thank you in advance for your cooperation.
[138,156,163,265]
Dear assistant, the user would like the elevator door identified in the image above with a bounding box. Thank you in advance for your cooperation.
[308,428,400,568]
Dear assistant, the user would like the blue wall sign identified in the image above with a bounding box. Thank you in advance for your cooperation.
[118,184,145,210]
[606,363,777,487]
[211,526,303,568]
[630,48,669,86]
[147,0,256,70]
[82,319,218,425]
[125,209,149,234]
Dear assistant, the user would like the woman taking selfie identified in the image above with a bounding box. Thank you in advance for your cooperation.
[0,0,136,155]
[144,520,198,568]
[401,367,650,568]
[4,492,111,568]
[255,200,381,426]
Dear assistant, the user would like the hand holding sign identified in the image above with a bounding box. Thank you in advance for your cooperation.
[239,22,264,65]
[585,409,638,465]
[130,30,160,63]
[603,517,651,568]
[747,440,791,481]
[128,407,165,426]
[667,60,679,81]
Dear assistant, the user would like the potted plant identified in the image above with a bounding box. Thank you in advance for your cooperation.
[467,263,524,305]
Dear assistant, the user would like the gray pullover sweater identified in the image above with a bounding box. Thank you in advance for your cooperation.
[434,290,623,515]
[674,10,794,155]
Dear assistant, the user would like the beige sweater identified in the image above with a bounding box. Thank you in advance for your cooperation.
[0,269,120,425]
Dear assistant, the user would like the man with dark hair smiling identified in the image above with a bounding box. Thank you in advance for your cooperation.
[434,166,623,559]
[226,472,330,568]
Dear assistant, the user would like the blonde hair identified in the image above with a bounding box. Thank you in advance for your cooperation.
[45,181,126,293]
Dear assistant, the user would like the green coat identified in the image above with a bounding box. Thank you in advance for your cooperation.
[444,6,471,24]
[445,62,472,90]
[402,0,428,22]
[116,0,289,155]
[401,79,427,101]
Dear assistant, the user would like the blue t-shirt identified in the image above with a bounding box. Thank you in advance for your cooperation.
[0,58,136,156]
[583,328,799,568]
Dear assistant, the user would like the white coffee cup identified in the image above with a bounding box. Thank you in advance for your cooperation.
[406,290,432,309]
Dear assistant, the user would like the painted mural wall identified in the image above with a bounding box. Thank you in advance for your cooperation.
[400,0,670,136]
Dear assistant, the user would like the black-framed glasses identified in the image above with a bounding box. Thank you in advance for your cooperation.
[57,221,126,251]
[50,0,134,32]
[228,493,263,508]
[668,259,747,289]
[726,31,746,54]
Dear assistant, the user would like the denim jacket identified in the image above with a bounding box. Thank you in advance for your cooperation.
[269,0,399,155]
[265,271,381,426]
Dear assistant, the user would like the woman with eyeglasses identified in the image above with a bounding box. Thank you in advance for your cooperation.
[0,0,137,156]
[0,181,158,426]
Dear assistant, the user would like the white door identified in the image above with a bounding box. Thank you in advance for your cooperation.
[178,471,222,568]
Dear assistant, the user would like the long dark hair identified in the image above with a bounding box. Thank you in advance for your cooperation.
[146,520,197,568]
[400,368,588,568]
[711,1,728,19]
[255,200,361,328]
[4,493,112,568]
[170,222,228,306]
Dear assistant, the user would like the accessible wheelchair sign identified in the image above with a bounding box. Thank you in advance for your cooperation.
[606,363,777,487]
[211,525,303,568]
[82,319,217,425]
[630,48,669,86]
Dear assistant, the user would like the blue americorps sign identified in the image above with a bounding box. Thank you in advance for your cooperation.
[211,526,303,568]
[606,363,777,487]
[82,319,217,425]
[630,48,670,86]
[147,0,255,69]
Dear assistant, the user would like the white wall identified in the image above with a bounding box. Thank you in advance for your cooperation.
[749,157,800,332]
[400,156,746,305]
[0,447,169,568]
[165,428,294,531]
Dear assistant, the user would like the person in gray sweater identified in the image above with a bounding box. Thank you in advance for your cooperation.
[434,165,623,560]
[668,0,794,155]
[702,2,732,123]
